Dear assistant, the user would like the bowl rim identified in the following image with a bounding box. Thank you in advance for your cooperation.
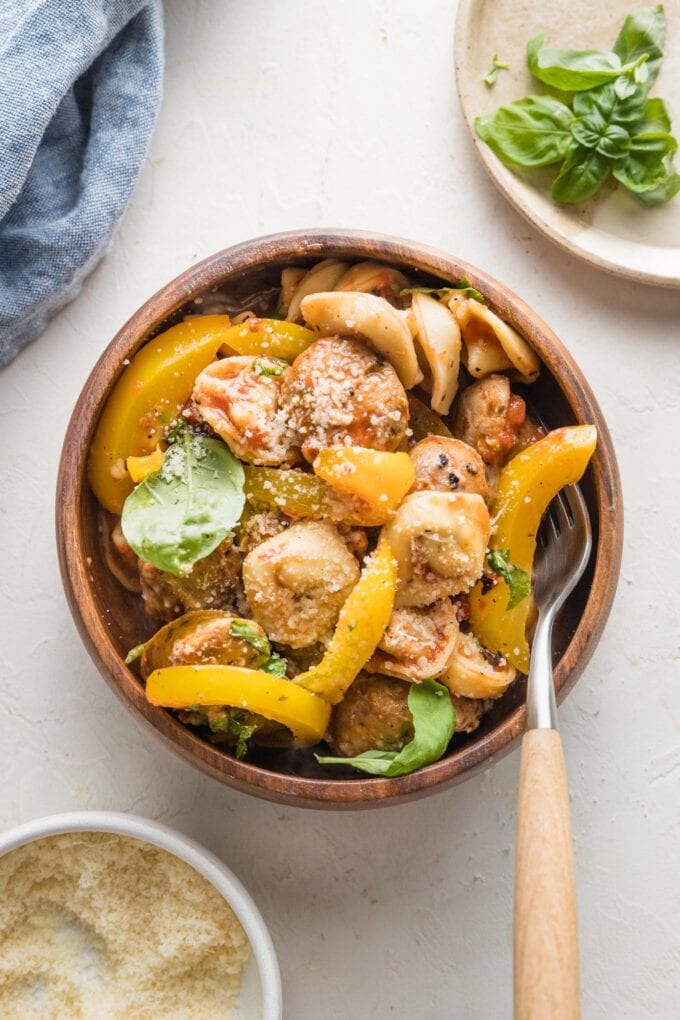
[56,228,623,808]
[0,810,282,1019]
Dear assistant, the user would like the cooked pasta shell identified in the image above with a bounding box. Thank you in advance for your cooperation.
[441,630,516,699]
[300,290,423,389]
[278,266,307,316]
[286,259,349,323]
[454,298,540,384]
[334,261,408,300]
[410,293,462,415]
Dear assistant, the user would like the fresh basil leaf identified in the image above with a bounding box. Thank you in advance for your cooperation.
[551,146,611,204]
[633,60,649,85]
[475,95,575,167]
[486,548,531,610]
[597,124,632,161]
[571,110,631,160]
[612,5,665,87]
[526,32,623,91]
[615,132,680,204]
[635,170,680,205]
[636,97,671,134]
[230,619,271,657]
[261,653,288,677]
[483,53,510,87]
[316,679,455,777]
[125,642,146,665]
[399,276,485,303]
[613,132,677,190]
[122,432,245,576]
[573,81,647,128]
[614,74,638,101]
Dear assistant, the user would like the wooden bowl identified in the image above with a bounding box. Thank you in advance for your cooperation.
[57,230,623,809]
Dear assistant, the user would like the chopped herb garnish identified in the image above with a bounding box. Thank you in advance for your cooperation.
[210,711,257,759]
[483,53,510,87]
[124,642,146,665]
[486,548,531,610]
[253,358,287,377]
[230,619,271,657]
[398,276,485,303]
[164,416,190,444]
[261,653,288,677]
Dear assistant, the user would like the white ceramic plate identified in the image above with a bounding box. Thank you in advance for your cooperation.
[455,0,680,287]
[0,812,282,1020]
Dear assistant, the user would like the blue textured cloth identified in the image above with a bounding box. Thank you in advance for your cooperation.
[0,0,163,367]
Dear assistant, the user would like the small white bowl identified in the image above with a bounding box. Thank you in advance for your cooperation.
[0,811,282,1020]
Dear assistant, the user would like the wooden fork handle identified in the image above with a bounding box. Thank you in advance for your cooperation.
[514,729,580,1020]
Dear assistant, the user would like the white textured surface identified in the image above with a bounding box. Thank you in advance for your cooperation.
[1,1,679,1017]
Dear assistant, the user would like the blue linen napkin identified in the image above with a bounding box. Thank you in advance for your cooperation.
[0,0,163,367]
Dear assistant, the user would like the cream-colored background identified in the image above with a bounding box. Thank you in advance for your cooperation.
[1,2,679,1017]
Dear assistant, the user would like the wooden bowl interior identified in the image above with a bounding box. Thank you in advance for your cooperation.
[60,232,620,806]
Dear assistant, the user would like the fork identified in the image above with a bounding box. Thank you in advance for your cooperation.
[514,484,592,1020]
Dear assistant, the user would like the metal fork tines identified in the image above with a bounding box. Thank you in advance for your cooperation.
[526,484,593,731]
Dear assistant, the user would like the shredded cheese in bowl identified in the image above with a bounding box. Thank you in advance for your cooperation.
[0,832,250,1019]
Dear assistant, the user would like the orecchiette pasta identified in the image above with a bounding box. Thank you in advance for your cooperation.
[242,521,360,648]
[383,490,490,607]
[285,259,349,322]
[441,631,516,699]
[299,290,423,389]
[410,292,462,415]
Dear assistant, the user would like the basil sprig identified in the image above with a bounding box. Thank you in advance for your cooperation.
[399,276,486,303]
[475,6,679,206]
[316,680,455,777]
[486,549,531,610]
[121,429,245,576]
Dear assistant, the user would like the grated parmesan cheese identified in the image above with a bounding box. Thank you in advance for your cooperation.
[0,833,249,1020]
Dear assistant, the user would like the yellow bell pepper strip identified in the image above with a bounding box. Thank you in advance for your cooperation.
[219,319,316,360]
[127,445,164,483]
[313,448,415,521]
[407,393,453,441]
[243,466,387,527]
[469,424,597,673]
[146,664,330,744]
[295,536,398,704]
[89,315,232,513]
